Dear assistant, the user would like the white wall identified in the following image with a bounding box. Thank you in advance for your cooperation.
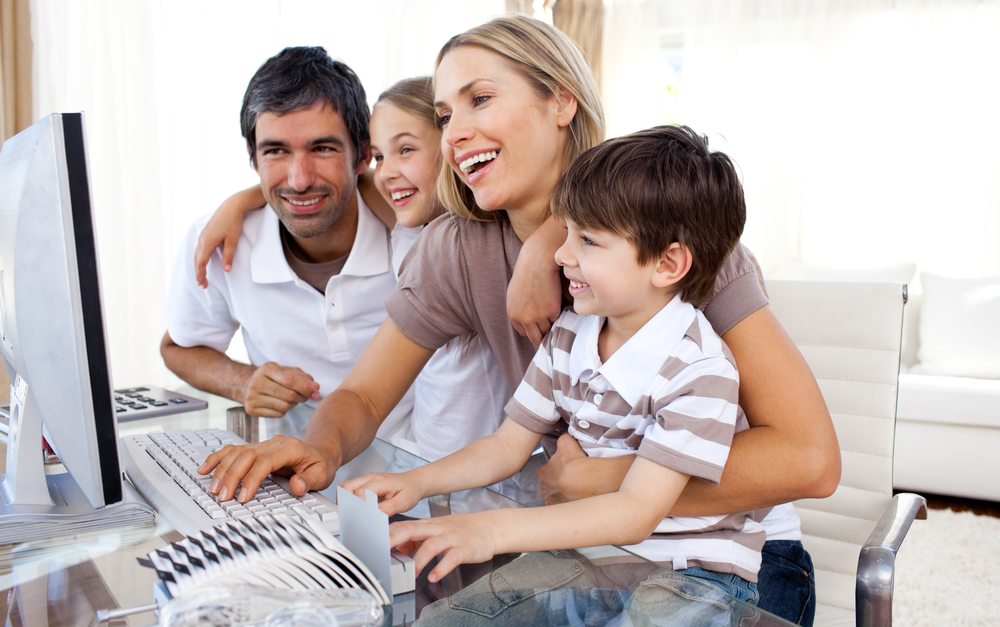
[602,0,1000,281]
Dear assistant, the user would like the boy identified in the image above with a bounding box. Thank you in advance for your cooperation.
[342,125,760,622]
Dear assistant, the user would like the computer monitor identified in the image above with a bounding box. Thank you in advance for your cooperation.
[0,113,123,515]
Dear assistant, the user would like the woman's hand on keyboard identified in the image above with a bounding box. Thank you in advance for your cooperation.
[339,472,424,516]
[198,434,335,503]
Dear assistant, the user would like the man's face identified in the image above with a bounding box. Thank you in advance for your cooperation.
[254,102,367,239]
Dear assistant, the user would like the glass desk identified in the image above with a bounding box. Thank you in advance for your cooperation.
[1,390,795,626]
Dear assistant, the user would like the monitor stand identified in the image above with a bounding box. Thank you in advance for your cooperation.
[0,377,154,544]
[1,376,55,507]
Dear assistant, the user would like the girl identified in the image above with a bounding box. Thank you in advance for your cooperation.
[368,77,516,469]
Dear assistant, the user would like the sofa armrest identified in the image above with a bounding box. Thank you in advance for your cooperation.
[856,493,928,627]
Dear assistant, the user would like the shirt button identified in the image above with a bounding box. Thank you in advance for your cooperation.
[328,322,339,332]
[578,420,591,429]
[593,393,603,404]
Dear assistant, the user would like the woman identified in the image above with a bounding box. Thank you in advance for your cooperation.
[203,15,838,625]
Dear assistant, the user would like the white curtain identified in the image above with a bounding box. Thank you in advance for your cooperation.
[603,0,1000,279]
[29,0,505,388]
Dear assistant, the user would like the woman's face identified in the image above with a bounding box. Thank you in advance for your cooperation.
[434,45,574,217]
[371,103,443,229]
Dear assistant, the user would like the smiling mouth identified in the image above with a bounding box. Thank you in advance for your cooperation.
[287,197,324,206]
[459,150,499,175]
[280,193,329,212]
[569,280,589,289]
[391,190,415,201]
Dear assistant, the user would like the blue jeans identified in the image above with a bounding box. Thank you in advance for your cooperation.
[414,550,760,627]
[756,540,816,627]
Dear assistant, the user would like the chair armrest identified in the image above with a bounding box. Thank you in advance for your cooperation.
[856,493,928,627]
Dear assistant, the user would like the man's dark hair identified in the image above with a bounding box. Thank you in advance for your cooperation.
[240,46,369,167]
[552,125,746,306]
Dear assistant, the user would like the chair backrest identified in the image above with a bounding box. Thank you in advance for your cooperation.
[767,280,906,627]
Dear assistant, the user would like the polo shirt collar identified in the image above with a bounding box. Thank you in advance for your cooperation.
[249,192,390,284]
[250,207,295,284]
[570,296,696,406]
[341,193,391,278]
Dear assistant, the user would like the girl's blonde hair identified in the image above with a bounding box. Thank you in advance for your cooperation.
[374,76,436,127]
[434,14,605,221]
[375,76,479,352]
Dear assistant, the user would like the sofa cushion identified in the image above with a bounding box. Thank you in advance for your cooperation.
[911,273,1000,379]
[897,373,1000,427]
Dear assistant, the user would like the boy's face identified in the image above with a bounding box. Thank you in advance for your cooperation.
[555,219,666,325]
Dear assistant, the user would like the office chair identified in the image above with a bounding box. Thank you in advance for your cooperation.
[767,280,927,627]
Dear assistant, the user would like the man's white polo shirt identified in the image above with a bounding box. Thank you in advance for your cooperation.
[166,192,413,439]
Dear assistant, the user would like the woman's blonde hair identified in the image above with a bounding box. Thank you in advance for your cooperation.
[374,76,436,128]
[434,14,605,221]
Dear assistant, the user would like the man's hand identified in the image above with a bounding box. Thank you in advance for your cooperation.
[390,515,499,584]
[240,362,320,418]
[537,433,633,505]
[339,472,425,516]
[198,434,335,503]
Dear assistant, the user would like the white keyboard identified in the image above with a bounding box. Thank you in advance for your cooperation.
[120,428,339,539]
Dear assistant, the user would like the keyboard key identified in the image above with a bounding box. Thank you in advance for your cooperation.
[293,505,320,522]
[313,505,337,522]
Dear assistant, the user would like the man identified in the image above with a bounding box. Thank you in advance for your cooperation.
[161,46,412,440]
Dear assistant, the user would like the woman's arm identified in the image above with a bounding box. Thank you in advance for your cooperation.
[507,214,565,347]
[537,305,841,513]
[194,185,265,288]
[200,317,434,502]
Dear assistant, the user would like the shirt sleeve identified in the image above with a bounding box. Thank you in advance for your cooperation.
[165,217,240,353]
[384,215,479,351]
[504,329,564,434]
[702,242,770,336]
[636,354,740,484]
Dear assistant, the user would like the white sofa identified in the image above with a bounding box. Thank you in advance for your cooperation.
[771,261,1000,503]
[894,287,1000,502]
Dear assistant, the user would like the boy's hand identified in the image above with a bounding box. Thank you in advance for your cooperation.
[339,472,424,516]
[389,515,498,583]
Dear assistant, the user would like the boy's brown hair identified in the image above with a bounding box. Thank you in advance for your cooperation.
[552,125,746,305]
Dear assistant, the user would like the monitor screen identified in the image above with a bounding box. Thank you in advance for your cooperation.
[0,112,122,510]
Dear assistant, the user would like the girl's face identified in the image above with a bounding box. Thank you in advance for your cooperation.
[371,102,443,229]
[434,45,576,219]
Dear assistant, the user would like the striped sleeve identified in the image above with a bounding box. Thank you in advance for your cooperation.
[504,317,576,434]
[636,337,740,484]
